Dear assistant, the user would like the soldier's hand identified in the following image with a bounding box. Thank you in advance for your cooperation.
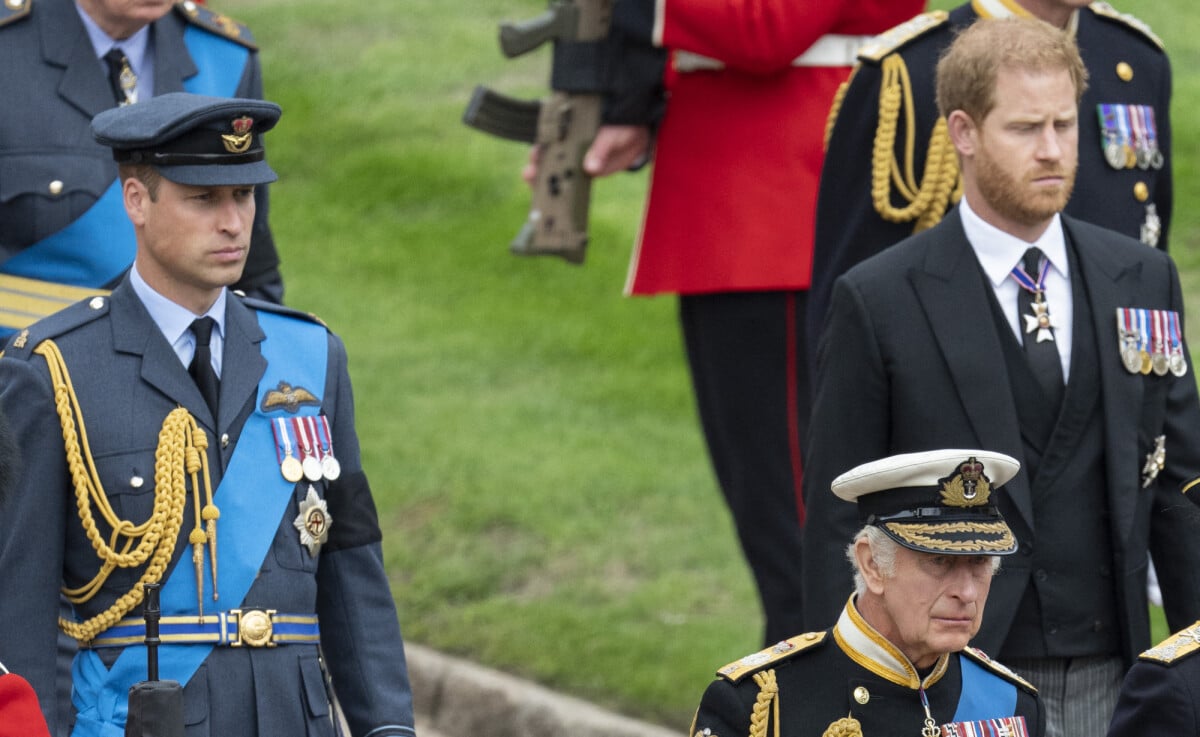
[521,124,651,185]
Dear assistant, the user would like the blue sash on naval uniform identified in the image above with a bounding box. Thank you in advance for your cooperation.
[0,29,250,334]
[952,656,1018,721]
[70,310,326,737]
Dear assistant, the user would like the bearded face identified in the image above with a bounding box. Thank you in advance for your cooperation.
[959,66,1080,239]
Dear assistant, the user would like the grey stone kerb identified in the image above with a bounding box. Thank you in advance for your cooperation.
[407,643,684,737]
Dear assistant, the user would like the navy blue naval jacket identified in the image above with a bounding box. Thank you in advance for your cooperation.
[0,279,415,736]
[692,601,1044,737]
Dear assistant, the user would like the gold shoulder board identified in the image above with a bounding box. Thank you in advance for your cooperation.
[1088,2,1164,50]
[716,632,827,684]
[962,647,1038,693]
[174,0,258,50]
[0,0,32,29]
[857,11,949,64]
[1139,621,1200,665]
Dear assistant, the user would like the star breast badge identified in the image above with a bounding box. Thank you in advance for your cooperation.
[293,485,333,557]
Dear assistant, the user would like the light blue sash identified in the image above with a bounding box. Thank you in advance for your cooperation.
[70,311,327,737]
[951,655,1018,721]
[0,28,251,330]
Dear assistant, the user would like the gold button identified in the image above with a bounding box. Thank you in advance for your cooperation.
[804,632,819,640]
[5,0,25,10]
[854,686,870,704]
[130,475,143,489]
[221,433,230,448]
[1134,182,1149,202]
[1116,62,1133,82]
[48,180,63,196]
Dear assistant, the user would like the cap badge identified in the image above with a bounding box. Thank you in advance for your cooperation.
[222,116,254,153]
[940,457,991,507]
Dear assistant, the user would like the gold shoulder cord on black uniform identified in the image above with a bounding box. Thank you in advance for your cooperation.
[871,55,961,232]
[35,339,220,644]
[749,670,779,737]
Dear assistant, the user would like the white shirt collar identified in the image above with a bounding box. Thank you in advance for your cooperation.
[129,265,227,353]
[959,196,1069,289]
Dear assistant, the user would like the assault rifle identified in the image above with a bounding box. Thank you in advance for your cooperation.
[463,0,613,264]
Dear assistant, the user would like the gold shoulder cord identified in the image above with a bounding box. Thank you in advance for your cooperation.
[825,77,853,151]
[36,340,219,644]
[871,54,962,233]
[749,669,780,737]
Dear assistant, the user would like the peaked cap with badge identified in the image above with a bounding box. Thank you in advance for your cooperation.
[833,448,1020,556]
[690,449,1042,737]
[93,92,279,186]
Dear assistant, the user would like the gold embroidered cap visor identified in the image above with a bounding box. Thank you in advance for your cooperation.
[91,92,280,186]
[832,449,1020,556]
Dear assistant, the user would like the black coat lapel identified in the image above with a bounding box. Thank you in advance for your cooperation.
[909,212,1035,529]
[1063,216,1145,548]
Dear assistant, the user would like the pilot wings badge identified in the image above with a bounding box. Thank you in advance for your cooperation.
[261,381,321,413]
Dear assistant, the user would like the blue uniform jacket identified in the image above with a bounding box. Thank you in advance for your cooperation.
[0,279,415,736]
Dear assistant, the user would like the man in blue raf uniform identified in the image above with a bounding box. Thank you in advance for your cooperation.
[690,450,1044,737]
[0,93,416,737]
[1106,620,1200,736]
[0,0,285,337]
[807,1,1172,374]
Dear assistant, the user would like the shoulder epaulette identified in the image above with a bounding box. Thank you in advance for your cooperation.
[236,293,328,330]
[173,0,257,50]
[716,632,827,684]
[962,647,1038,693]
[2,295,109,361]
[1138,621,1200,665]
[1087,2,1164,50]
[857,11,949,64]
[0,0,32,29]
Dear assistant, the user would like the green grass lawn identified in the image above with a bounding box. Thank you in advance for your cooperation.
[223,0,1191,727]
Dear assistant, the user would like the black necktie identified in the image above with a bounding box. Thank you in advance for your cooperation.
[1017,247,1064,408]
[188,317,220,419]
[102,48,137,106]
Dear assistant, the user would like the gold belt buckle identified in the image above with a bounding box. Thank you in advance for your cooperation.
[232,609,276,647]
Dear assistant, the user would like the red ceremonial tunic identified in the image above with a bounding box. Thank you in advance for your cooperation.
[625,0,927,296]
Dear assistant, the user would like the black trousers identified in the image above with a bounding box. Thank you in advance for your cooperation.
[679,290,809,645]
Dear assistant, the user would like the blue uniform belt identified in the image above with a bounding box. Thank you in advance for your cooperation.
[85,610,319,649]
